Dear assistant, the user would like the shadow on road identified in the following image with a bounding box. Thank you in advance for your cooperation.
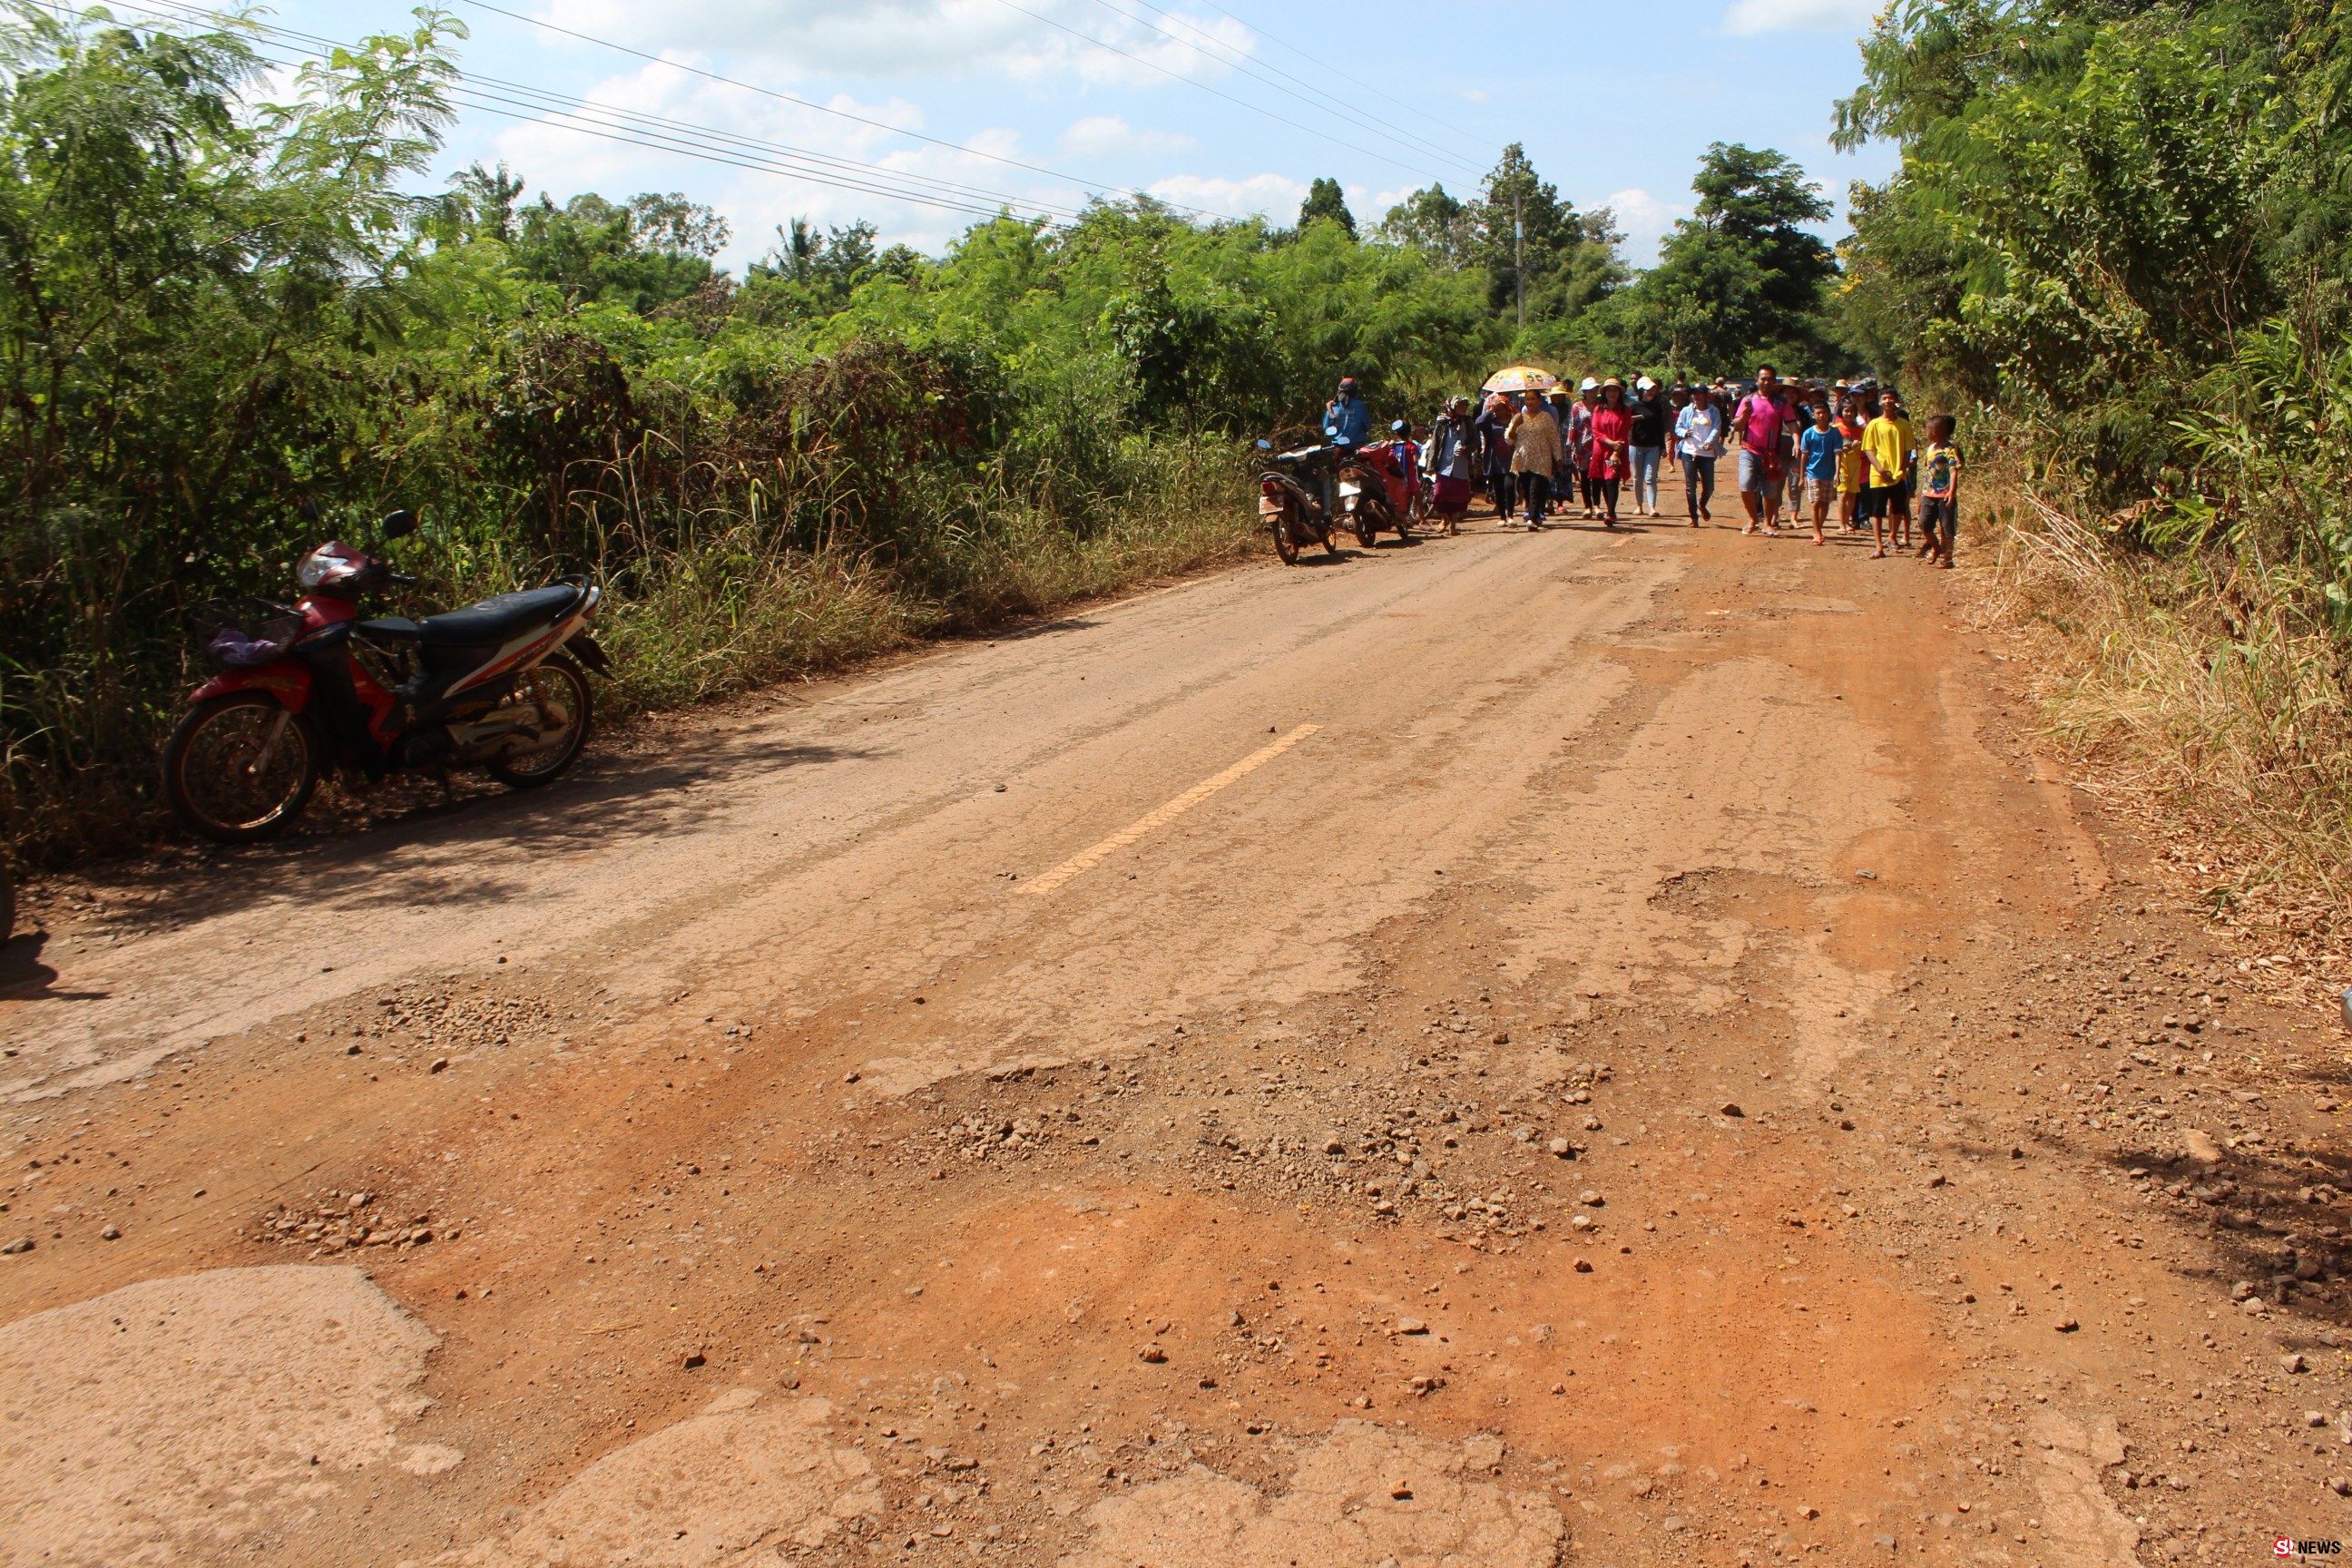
[2102,1104,2352,1339]
[59,733,874,936]
[959,614,1105,644]
[0,931,88,1002]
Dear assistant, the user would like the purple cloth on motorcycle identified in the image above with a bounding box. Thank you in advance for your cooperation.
[208,629,287,668]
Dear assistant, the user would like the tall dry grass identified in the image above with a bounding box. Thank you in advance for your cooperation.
[1975,477,2352,923]
[595,437,1256,718]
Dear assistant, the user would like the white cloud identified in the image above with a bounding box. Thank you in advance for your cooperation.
[489,57,924,176]
[1721,0,1877,34]
[1000,9,1259,91]
[1059,115,1194,157]
[485,61,1075,266]
[1457,86,1492,103]
[541,0,1258,87]
[1599,186,1690,266]
[1144,171,1305,221]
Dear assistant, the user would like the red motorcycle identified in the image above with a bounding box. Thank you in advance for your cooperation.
[163,510,610,843]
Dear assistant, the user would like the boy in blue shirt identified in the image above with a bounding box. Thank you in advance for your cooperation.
[1798,401,1845,547]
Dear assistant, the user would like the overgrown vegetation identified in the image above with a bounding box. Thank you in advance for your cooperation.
[1834,0,2352,906]
[0,3,1853,866]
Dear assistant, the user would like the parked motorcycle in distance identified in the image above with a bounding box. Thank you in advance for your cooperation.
[1255,439,1343,564]
[163,510,610,843]
[1340,438,1416,546]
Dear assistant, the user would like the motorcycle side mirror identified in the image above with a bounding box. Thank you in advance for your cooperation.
[1256,439,1272,450]
[380,509,417,540]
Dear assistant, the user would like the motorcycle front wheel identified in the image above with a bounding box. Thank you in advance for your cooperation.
[163,692,321,843]
[487,656,593,789]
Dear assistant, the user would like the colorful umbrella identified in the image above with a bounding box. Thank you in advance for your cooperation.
[1481,365,1561,395]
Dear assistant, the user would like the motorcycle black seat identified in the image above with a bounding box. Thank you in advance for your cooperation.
[407,585,582,646]
[358,616,424,643]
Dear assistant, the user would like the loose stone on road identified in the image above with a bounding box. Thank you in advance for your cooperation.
[1,518,2343,1564]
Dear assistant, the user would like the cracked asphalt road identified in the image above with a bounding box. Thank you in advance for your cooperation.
[2,514,2345,1566]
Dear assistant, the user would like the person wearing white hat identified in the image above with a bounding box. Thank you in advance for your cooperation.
[1673,382,1725,524]
[1627,377,1669,518]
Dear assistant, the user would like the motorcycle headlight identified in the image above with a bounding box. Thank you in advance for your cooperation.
[1338,481,1363,497]
[294,547,339,589]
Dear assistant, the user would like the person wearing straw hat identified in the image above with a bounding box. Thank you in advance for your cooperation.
[1503,390,1561,531]
[1475,392,1515,521]
[1542,387,1574,523]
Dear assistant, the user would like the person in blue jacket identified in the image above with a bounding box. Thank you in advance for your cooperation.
[1318,376,1371,524]
[1323,376,1371,449]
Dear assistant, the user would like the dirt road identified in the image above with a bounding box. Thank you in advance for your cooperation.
[3,514,2347,1566]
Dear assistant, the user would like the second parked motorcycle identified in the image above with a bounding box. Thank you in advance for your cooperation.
[1339,436,1416,546]
[164,510,610,842]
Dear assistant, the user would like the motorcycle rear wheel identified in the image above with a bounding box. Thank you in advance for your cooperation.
[486,656,593,788]
[1270,502,1302,565]
[163,692,321,843]
[1350,506,1378,550]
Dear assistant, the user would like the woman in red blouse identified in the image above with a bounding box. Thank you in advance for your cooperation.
[1589,378,1632,525]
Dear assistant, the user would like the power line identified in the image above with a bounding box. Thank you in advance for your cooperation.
[1181,0,1498,175]
[443,0,1240,224]
[447,90,1038,221]
[114,0,1150,228]
[1067,0,1489,180]
[123,1,1066,220]
[983,0,1447,183]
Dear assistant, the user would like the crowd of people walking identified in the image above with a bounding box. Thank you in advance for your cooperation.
[1332,366,1964,567]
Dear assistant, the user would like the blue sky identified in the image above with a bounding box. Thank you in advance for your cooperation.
[262,0,1899,274]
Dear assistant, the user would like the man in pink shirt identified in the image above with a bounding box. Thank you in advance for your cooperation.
[1730,364,1792,534]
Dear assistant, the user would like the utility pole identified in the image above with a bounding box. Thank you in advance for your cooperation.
[1513,189,1524,330]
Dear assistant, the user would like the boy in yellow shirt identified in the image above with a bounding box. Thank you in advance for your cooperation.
[1859,391,1916,559]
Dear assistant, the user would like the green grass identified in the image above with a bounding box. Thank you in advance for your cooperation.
[1,437,1259,867]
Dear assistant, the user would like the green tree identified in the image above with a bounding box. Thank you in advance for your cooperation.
[1376,182,1475,269]
[742,217,888,319]
[0,1,466,852]
[509,190,728,313]
[1472,143,1622,331]
[1582,142,1839,377]
[1298,176,1356,239]
[1827,0,2328,495]
[429,160,524,243]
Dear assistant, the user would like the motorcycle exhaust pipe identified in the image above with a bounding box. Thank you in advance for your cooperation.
[447,707,540,748]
